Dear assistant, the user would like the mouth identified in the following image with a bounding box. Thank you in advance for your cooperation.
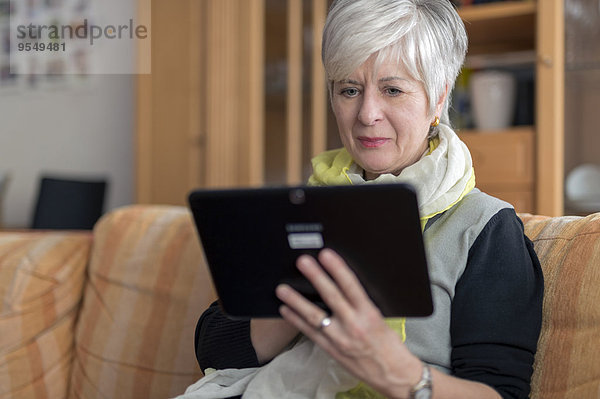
[357,136,390,148]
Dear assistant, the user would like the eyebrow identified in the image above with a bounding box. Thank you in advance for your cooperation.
[338,79,361,85]
[338,76,408,85]
[380,76,406,83]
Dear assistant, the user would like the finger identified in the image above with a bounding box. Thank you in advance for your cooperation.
[279,304,341,356]
[318,249,372,307]
[280,305,361,371]
[278,303,329,335]
[295,255,355,320]
[275,283,330,330]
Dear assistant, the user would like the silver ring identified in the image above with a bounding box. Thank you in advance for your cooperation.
[319,316,332,330]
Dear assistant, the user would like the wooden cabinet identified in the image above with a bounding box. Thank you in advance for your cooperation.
[457,1,564,215]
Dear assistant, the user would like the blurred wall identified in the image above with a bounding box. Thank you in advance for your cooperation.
[0,0,139,228]
[0,76,134,228]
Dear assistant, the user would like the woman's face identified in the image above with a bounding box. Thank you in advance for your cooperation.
[332,54,443,180]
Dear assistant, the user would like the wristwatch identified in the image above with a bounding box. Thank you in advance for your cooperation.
[409,362,432,399]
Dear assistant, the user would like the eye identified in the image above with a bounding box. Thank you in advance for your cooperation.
[384,87,403,96]
[340,87,360,98]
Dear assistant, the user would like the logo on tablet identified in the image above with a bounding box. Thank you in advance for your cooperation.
[285,223,324,249]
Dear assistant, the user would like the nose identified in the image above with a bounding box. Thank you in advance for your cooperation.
[357,91,384,126]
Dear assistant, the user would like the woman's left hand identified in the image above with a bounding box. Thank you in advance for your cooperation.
[276,248,422,397]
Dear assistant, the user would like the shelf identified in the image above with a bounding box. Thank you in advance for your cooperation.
[454,1,564,215]
[465,50,536,69]
[458,125,534,136]
[458,1,536,21]
[459,1,536,55]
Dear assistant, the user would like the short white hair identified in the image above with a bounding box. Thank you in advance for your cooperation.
[322,0,467,129]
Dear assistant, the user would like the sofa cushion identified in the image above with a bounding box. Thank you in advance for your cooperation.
[520,212,600,399]
[0,232,92,399]
[69,205,216,399]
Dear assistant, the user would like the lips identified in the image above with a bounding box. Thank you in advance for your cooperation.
[357,136,390,148]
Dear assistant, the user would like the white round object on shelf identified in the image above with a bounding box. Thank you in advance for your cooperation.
[565,163,600,212]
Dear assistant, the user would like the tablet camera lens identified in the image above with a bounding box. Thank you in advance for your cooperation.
[290,189,305,204]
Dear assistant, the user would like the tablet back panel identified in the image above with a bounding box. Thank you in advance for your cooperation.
[188,184,433,318]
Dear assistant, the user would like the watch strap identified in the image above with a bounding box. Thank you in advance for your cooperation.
[409,362,432,399]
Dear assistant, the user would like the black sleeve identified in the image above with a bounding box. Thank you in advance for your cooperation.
[450,208,543,399]
[194,301,259,372]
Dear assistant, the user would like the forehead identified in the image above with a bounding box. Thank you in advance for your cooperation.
[345,52,415,83]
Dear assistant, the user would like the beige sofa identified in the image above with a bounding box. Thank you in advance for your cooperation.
[0,205,599,398]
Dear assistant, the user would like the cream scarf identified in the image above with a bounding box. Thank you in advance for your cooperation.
[175,124,475,399]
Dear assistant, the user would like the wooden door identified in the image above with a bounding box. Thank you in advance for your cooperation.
[136,0,265,205]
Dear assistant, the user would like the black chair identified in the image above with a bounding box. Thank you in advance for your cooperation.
[0,171,10,229]
[31,176,108,230]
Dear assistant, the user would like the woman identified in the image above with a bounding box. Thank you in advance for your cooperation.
[188,1,543,398]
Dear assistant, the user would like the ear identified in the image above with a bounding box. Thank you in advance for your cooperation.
[434,84,449,117]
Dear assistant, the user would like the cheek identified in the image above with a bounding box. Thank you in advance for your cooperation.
[333,103,355,132]
[400,104,431,135]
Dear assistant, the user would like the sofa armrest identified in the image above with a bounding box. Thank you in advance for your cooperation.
[520,212,600,398]
[70,205,216,399]
[0,231,92,398]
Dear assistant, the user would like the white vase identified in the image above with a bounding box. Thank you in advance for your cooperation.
[469,70,516,131]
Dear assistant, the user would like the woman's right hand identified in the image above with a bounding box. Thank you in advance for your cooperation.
[251,319,299,364]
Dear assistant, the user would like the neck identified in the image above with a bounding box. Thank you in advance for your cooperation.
[363,140,431,181]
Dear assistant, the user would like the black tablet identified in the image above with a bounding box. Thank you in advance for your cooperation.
[188,184,433,318]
